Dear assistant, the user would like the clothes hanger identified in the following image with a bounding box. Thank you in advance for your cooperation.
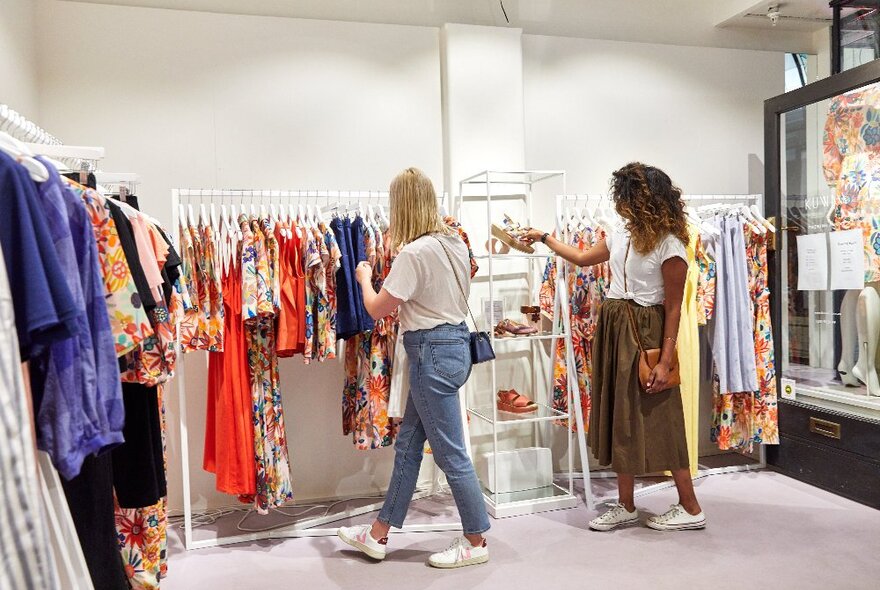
[738,204,766,234]
[0,130,50,182]
[749,203,776,233]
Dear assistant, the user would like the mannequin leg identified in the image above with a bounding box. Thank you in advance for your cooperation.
[838,290,860,386]
[853,287,880,395]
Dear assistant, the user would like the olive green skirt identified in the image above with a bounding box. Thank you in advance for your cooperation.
[588,299,689,475]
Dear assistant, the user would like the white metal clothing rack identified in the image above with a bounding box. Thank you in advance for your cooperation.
[171,188,459,551]
[558,192,769,505]
[454,171,594,516]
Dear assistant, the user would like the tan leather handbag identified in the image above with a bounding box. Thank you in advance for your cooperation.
[622,240,680,392]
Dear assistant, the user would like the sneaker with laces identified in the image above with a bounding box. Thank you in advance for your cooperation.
[646,504,706,531]
[337,525,388,560]
[588,503,640,531]
[428,536,489,569]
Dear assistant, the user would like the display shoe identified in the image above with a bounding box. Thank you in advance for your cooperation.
[485,237,511,255]
[646,504,706,531]
[337,524,388,560]
[494,319,538,336]
[428,536,489,569]
[496,389,538,414]
[490,214,535,254]
[588,503,640,531]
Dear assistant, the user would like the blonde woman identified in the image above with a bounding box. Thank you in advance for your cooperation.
[337,168,490,568]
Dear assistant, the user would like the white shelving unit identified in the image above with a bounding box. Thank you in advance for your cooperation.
[455,170,593,518]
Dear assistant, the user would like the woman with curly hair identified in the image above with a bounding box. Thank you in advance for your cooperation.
[524,162,705,532]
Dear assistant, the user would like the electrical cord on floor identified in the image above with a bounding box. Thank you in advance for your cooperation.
[167,491,402,534]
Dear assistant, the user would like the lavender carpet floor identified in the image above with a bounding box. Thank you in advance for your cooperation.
[163,471,880,589]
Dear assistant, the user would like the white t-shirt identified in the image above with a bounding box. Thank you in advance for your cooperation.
[382,233,470,333]
[605,230,687,306]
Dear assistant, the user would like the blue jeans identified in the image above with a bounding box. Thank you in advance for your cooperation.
[378,323,490,535]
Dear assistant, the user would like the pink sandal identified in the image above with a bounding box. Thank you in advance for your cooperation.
[494,319,538,336]
[497,389,538,414]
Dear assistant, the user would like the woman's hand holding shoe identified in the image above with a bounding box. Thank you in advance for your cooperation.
[521,228,546,246]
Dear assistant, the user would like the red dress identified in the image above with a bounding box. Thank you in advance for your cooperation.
[275,226,300,357]
[204,260,256,495]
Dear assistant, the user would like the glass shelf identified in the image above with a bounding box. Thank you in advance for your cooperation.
[481,483,572,505]
[491,332,564,342]
[468,402,569,426]
[473,253,549,260]
[459,170,566,185]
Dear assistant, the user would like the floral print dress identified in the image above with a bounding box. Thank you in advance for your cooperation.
[343,220,398,449]
[543,226,609,432]
[241,216,293,512]
[823,84,880,282]
[79,187,153,355]
[711,225,778,450]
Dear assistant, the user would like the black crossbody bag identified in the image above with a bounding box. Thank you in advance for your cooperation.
[433,236,496,364]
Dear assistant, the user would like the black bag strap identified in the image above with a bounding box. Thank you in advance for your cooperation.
[432,236,479,331]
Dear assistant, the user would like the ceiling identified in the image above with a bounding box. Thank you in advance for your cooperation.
[56,0,833,53]
[719,0,833,31]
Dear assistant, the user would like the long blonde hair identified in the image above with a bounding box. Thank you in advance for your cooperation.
[389,167,450,249]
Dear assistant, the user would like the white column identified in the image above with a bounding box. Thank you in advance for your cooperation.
[441,24,525,193]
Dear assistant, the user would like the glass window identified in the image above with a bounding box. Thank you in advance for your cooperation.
[780,80,880,420]
[833,1,880,73]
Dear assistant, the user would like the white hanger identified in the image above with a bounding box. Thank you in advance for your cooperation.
[230,204,243,240]
[187,203,196,227]
[749,204,776,233]
[738,204,766,234]
[199,203,208,227]
[0,131,50,182]
[178,204,187,228]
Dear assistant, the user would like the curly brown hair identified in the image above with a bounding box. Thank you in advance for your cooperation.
[611,162,689,254]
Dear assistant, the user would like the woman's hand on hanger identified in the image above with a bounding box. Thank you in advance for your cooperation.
[355,261,372,285]
[356,261,403,320]
[523,228,610,267]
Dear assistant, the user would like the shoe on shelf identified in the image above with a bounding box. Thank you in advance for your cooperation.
[588,503,640,531]
[646,504,706,531]
[337,524,388,560]
[428,536,489,569]
[496,389,538,414]
[490,213,535,254]
[494,319,538,336]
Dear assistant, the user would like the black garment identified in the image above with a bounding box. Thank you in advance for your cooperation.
[107,200,156,311]
[61,454,129,590]
[111,383,166,508]
[157,227,182,303]
[332,216,359,340]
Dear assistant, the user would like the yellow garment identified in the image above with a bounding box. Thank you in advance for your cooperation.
[673,226,700,476]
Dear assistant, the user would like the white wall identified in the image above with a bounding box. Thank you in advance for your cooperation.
[523,35,784,196]
[1,0,40,120]
[34,0,443,513]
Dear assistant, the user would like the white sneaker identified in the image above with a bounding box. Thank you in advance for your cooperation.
[646,504,706,531]
[337,525,387,560]
[589,503,640,531]
[428,536,489,569]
